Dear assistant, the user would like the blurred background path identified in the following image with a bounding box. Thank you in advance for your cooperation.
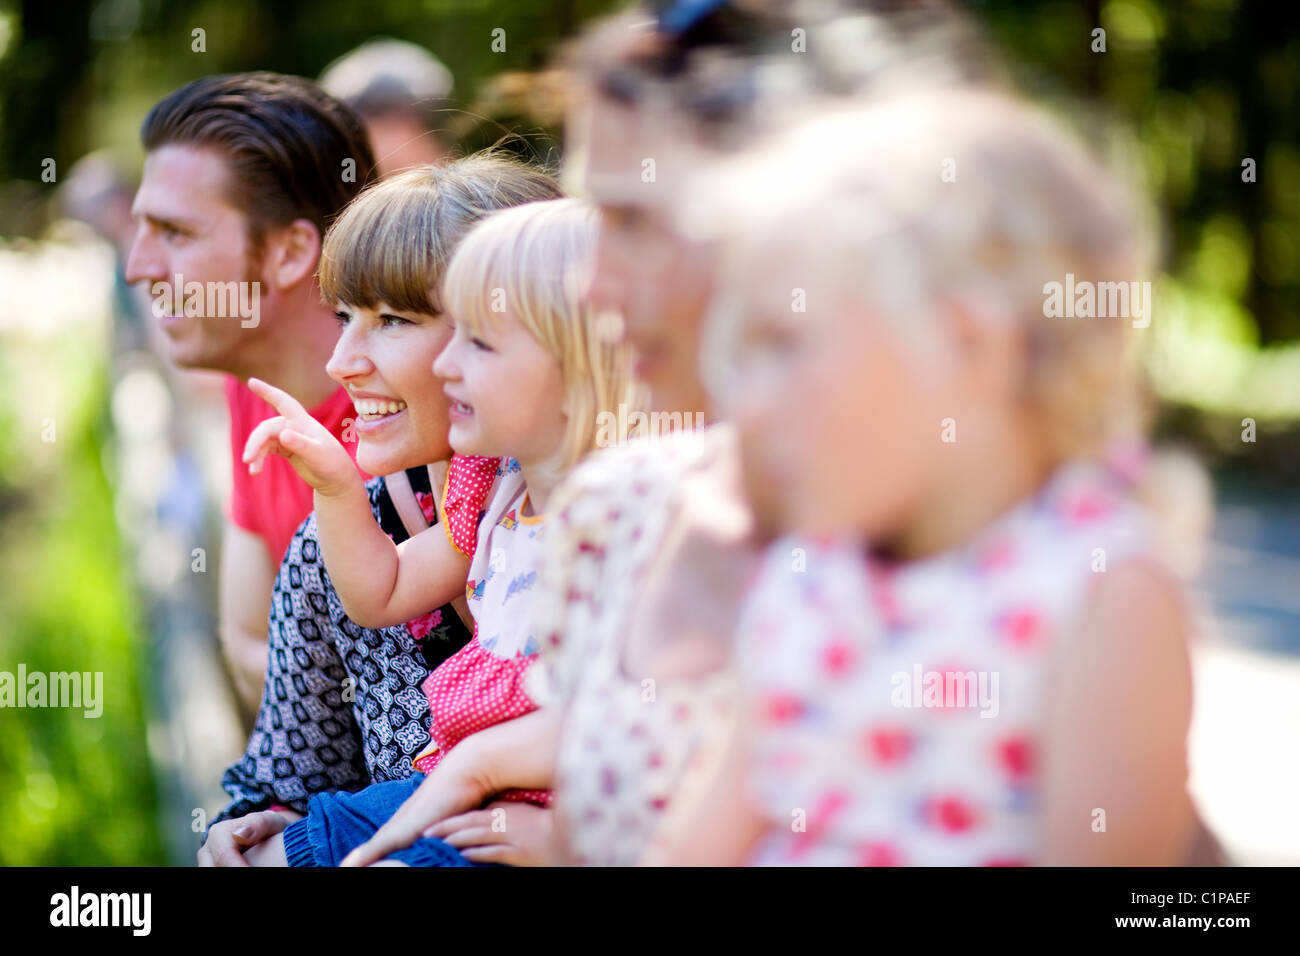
[1190,483,1300,865]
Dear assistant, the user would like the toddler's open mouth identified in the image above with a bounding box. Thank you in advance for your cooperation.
[444,388,474,421]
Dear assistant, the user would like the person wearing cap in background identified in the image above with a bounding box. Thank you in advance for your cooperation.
[320,38,456,176]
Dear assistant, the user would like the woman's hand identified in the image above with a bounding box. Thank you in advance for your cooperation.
[341,709,563,866]
[426,802,559,866]
[339,759,487,867]
[241,377,360,498]
[197,808,302,867]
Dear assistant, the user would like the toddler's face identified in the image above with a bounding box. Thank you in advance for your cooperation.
[432,307,567,470]
[717,237,952,542]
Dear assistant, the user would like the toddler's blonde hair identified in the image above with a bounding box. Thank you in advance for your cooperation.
[699,88,1212,575]
[442,198,644,470]
[701,88,1157,465]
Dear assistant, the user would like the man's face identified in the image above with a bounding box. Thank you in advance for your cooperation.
[125,144,262,372]
[570,91,716,417]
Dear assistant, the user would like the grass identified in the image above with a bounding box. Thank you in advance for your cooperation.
[0,236,166,865]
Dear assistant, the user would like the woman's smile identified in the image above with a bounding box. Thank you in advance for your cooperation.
[346,389,410,435]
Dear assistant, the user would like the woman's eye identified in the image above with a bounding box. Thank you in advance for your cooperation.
[333,310,351,327]
[380,313,410,327]
[471,337,492,352]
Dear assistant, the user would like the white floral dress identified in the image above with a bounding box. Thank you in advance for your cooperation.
[529,427,742,866]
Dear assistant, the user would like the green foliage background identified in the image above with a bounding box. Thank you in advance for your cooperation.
[0,315,166,865]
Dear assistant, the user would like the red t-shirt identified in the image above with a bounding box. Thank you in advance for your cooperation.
[225,376,366,565]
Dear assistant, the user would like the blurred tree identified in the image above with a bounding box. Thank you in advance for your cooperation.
[977,0,1300,347]
[0,0,1296,348]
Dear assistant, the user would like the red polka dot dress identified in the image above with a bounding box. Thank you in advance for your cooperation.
[411,455,551,807]
[737,461,1154,865]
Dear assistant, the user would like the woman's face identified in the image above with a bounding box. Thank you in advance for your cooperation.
[570,91,717,417]
[325,301,454,476]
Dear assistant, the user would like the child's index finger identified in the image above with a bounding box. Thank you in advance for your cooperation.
[241,415,283,464]
[247,376,305,419]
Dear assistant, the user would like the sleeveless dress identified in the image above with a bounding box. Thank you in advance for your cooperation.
[738,461,1152,866]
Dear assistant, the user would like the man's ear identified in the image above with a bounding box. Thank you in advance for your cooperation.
[265,219,322,292]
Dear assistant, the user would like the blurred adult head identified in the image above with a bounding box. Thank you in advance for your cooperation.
[563,5,756,419]
[59,151,137,255]
[320,38,456,176]
[566,0,995,408]
[564,0,1002,533]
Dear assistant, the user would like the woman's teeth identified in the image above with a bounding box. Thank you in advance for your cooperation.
[354,399,407,420]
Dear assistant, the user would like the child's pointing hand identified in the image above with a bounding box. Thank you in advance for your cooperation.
[242,377,360,498]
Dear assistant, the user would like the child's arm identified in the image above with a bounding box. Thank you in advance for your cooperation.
[242,378,467,628]
[313,488,467,629]
[1041,556,1196,865]
[339,706,563,866]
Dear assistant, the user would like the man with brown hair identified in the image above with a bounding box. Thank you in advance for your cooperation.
[125,72,378,715]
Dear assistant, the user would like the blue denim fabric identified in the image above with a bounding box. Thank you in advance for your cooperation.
[282,774,501,867]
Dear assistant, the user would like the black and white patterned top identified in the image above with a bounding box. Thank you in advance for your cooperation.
[212,468,473,825]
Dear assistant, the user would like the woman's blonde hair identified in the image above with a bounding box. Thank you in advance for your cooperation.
[442,197,643,470]
[318,151,563,314]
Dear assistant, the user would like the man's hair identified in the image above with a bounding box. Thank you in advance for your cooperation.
[140,71,378,250]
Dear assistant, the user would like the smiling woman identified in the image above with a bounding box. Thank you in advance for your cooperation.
[206,153,563,845]
[319,156,564,476]
[326,302,449,479]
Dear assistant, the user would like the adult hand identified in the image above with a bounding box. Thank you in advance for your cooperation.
[241,377,360,497]
[425,802,559,867]
[339,761,485,867]
[197,809,301,867]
